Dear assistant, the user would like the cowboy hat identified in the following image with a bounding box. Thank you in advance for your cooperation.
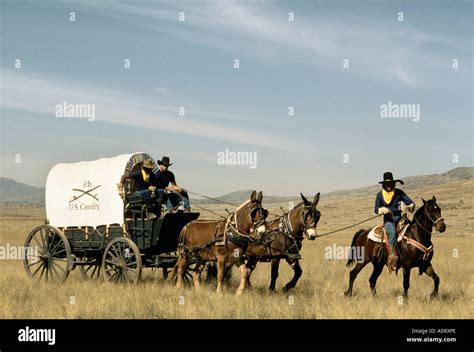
[378,171,404,185]
[157,156,173,167]
[141,159,154,169]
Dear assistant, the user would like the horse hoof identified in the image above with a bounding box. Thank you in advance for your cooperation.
[344,291,352,297]
[430,292,438,300]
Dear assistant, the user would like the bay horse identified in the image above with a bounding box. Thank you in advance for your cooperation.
[172,190,268,295]
[245,193,321,292]
[344,196,446,299]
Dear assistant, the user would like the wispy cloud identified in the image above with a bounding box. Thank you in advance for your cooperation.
[1,70,302,151]
[75,0,462,88]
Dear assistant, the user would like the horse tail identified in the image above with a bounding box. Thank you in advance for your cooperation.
[346,229,365,267]
[168,226,188,283]
[177,224,188,253]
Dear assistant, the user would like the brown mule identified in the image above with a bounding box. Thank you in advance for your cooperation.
[344,196,446,299]
[246,193,321,292]
[171,190,268,295]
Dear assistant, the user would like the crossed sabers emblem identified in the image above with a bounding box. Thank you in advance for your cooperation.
[69,185,101,203]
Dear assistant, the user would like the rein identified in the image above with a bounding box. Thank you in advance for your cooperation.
[413,206,444,234]
[404,206,442,260]
[314,214,381,238]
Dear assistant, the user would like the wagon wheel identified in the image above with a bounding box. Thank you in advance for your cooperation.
[23,225,72,283]
[183,262,197,285]
[102,237,142,284]
[79,262,101,280]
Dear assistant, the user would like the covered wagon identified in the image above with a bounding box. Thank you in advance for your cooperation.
[23,152,199,283]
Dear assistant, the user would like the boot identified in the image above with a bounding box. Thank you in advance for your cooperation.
[387,244,398,274]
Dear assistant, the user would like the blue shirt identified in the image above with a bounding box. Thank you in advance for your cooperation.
[374,188,414,222]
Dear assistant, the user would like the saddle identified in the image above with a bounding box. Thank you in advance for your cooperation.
[367,223,409,243]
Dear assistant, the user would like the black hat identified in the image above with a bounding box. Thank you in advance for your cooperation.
[157,156,173,167]
[379,172,404,185]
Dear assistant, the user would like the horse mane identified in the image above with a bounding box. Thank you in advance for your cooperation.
[234,199,250,229]
[413,203,427,222]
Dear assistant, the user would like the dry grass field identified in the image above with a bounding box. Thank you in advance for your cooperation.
[0,180,472,319]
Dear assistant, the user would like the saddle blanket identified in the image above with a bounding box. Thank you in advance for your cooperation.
[367,224,409,243]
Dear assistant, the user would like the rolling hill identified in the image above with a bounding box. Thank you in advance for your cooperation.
[1,166,472,205]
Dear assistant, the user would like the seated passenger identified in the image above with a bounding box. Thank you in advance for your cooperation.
[117,159,167,211]
[154,156,190,212]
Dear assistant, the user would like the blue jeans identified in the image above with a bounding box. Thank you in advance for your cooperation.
[155,189,168,206]
[134,189,150,201]
[165,191,190,210]
[384,221,397,245]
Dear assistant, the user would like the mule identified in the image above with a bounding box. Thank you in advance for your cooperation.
[246,193,321,292]
[172,190,268,295]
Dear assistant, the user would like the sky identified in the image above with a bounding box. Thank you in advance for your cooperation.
[0,0,472,197]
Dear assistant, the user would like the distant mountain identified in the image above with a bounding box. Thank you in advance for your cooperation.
[2,166,472,205]
[191,189,292,204]
[0,178,45,204]
[193,166,474,204]
[323,166,474,200]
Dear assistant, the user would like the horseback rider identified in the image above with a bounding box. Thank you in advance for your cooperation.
[117,159,166,211]
[154,156,191,212]
[374,172,415,272]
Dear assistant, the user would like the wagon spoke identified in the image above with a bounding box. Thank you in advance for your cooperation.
[91,266,99,277]
[111,244,121,259]
[43,228,53,251]
[38,230,46,249]
[32,236,44,251]
[50,262,60,279]
[50,248,66,257]
[107,249,119,260]
[31,262,45,277]
[105,259,119,266]
[45,263,50,281]
[49,239,63,255]
[27,260,42,268]
[122,270,129,283]
[39,264,47,281]
[52,260,67,274]
[111,270,120,282]
[124,254,136,264]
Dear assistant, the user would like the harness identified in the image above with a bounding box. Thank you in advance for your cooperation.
[403,207,443,261]
[180,202,266,257]
[253,205,319,260]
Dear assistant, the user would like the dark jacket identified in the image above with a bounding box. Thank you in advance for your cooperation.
[124,170,159,192]
[374,188,414,222]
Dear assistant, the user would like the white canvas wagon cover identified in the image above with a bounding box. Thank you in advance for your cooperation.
[45,152,156,227]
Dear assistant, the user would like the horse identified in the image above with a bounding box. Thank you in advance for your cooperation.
[245,193,321,292]
[172,190,268,295]
[344,196,446,299]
